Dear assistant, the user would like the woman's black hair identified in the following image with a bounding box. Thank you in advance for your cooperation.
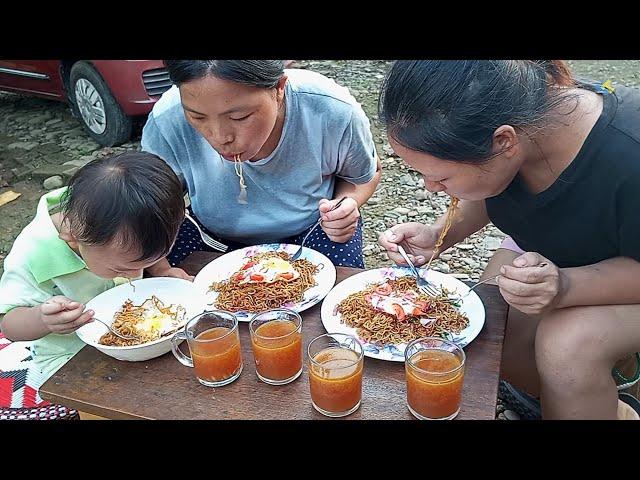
[61,151,185,262]
[164,60,285,88]
[378,60,577,162]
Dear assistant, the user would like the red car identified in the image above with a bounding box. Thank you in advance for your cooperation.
[0,60,172,146]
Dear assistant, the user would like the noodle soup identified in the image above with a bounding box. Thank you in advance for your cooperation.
[404,338,465,420]
[308,334,364,417]
[250,310,303,385]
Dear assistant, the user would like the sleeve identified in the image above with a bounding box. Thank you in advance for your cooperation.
[617,175,640,262]
[0,259,46,315]
[334,105,378,185]
[140,114,186,189]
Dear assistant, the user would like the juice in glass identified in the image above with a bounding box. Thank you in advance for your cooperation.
[250,309,303,385]
[171,311,243,387]
[405,337,465,420]
[192,326,243,384]
[308,334,364,417]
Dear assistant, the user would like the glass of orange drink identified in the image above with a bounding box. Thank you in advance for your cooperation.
[404,337,466,420]
[171,310,243,387]
[249,309,303,385]
[308,333,364,418]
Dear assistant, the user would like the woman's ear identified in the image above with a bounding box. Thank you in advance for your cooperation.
[276,74,288,103]
[491,125,519,159]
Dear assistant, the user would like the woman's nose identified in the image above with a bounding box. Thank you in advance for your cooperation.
[203,125,233,146]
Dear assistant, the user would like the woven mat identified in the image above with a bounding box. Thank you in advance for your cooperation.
[0,333,50,409]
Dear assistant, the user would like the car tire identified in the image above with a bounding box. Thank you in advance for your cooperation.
[69,61,132,147]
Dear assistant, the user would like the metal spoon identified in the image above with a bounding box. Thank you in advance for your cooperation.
[91,317,139,341]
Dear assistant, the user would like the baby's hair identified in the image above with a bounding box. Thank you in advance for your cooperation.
[61,151,185,262]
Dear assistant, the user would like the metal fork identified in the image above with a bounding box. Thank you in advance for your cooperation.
[396,245,440,297]
[458,262,549,300]
[91,317,139,341]
[184,210,228,253]
[290,196,348,261]
[459,274,501,300]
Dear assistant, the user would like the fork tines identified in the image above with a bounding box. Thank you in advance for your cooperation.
[202,233,228,252]
[419,284,439,297]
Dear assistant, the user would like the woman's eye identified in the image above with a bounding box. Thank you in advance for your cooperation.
[189,113,206,121]
[231,114,251,121]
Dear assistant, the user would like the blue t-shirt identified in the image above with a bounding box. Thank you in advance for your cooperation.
[141,69,377,244]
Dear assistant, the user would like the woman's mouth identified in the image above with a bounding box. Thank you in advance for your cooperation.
[221,152,244,161]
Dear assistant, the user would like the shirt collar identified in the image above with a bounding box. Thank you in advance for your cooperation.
[27,187,87,284]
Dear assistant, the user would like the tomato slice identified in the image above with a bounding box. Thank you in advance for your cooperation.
[391,303,406,321]
[375,283,393,295]
[414,300,429,312]
[241,260,256,270]
[278,272,295,281]
[250,273,265,282]
[233,273,246,282]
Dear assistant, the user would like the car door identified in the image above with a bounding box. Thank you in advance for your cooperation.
[0,60,65,98]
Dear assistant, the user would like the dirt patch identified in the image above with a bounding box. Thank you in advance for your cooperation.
[0,180,46,272]
[2,60,640,279]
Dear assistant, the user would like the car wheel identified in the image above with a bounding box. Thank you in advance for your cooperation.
[69,61,132,147]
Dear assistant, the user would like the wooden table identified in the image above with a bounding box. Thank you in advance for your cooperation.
[40,251,508,420]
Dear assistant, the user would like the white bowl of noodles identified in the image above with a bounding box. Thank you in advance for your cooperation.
[76,277,208,362]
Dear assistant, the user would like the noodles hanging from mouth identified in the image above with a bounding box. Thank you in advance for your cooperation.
[234,154,248,204]
[209,251,318,313]
[425,196,459,271]
[337,276,468,346]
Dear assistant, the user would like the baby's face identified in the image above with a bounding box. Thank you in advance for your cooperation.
[77,241,161,280]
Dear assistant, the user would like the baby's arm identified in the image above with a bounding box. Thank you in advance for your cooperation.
[1,296,94,341]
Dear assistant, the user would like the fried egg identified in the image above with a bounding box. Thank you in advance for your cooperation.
[136,298,186,336]
[235,256,300,284]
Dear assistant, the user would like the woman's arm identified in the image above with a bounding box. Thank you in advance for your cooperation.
[557,257,640,308]
[499,254,640,315]
[378,199,491,266]
[333,155,382,206]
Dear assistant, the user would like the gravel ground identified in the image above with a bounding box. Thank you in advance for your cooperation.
[2,59,639,419]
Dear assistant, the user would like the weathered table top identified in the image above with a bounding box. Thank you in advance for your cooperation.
[40,251,508,420]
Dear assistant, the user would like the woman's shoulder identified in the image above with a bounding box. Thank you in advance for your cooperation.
[287,69,362,113]
[608,84,640,145]
[148,86,187,126]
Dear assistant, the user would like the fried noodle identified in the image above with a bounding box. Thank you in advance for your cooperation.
[337,276,468,346]
[425,196,459,271]
[209,251,318,313]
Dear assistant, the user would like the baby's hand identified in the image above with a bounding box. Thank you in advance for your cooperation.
[38,296,94,334]
[149,266,194,281]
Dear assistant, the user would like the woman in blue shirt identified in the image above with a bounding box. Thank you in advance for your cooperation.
[142,60,381,275]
